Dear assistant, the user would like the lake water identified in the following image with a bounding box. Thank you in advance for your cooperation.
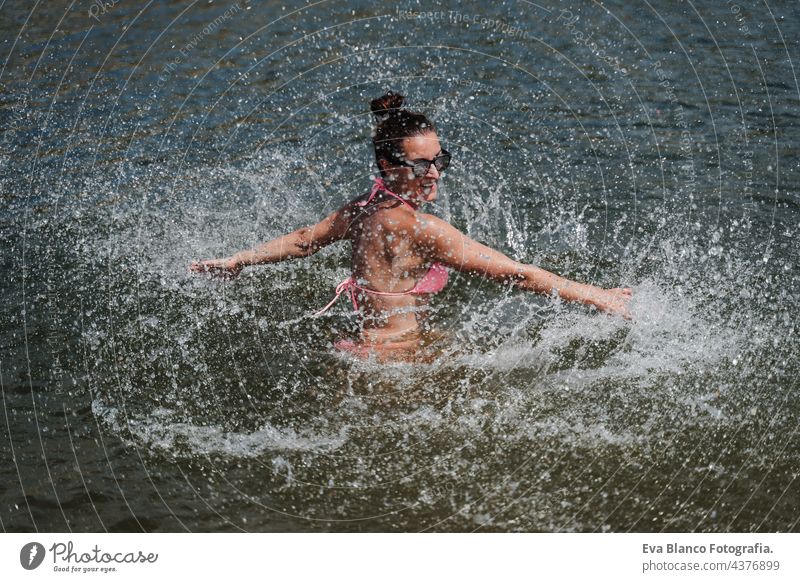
[1,0,798,532]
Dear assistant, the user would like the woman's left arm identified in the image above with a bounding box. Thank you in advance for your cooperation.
[413,214,632,318]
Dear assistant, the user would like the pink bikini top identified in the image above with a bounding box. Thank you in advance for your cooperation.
[315,178,449,316]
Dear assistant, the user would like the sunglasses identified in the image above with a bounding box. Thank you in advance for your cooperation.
[394,149,451,177]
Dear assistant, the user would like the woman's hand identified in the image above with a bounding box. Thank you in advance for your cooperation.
[595,287,633,319]
[189,257,242,280]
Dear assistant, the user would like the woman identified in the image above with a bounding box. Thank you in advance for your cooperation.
[191,92,632,361]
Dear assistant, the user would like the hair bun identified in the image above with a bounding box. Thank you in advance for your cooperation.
[370,91,405,120]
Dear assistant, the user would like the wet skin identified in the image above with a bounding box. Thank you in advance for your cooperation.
[191,131,632,361]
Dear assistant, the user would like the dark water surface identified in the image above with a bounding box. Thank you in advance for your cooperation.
[1,0,798,532]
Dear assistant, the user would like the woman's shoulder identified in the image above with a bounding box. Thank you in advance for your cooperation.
[413,212,451,231]
[354,199,419,223]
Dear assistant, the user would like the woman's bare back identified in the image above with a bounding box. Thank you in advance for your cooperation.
[345,198,436,341]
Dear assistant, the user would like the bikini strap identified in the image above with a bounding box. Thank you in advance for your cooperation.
[314,275,435,317]
[357,177,416,211]
[314,277,360,316]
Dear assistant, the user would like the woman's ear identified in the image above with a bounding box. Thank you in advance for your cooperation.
[378,158,391,172]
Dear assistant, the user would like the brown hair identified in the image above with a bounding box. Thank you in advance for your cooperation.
[370,91,436,176]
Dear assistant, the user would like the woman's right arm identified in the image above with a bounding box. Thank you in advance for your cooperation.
[190,206,354,279]
[413,214,632,318]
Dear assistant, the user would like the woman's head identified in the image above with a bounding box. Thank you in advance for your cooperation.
[370,91,447,203]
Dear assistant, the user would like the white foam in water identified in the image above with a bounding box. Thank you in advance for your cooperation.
[92,400,349,458]
[449,277,740,383]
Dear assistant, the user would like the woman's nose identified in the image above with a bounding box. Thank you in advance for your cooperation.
[425,163,440,179]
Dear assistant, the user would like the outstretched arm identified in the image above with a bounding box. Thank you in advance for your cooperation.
[413,214,631,318]
[190,206,353,279]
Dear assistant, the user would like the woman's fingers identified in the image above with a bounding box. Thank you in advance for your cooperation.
[190,260,216,273]
[596,287,633,319]
[189,259,236,278]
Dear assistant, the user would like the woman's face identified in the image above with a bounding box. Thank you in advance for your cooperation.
[381,131,442,205]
